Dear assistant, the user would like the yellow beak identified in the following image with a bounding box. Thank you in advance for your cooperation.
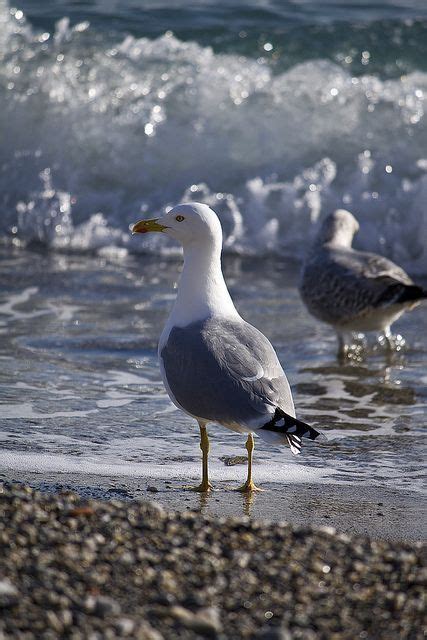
[131,218,168,234]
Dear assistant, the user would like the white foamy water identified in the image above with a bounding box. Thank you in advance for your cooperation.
[0,445,331,486]
[1,0,427,272]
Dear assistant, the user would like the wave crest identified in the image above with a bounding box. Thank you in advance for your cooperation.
[1,1,426,271]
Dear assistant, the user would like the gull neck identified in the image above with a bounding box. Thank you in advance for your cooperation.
[168,241,239,327]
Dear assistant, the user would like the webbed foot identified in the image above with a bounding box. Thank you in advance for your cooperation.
[184,481,213,493]
[235,480,264,493]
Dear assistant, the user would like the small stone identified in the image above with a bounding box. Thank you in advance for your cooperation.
[0,579,18,608]
[88,595,121,617]
[115,617,135,635]
[169,606,222,637]
[147,486,159,493]
[119,551,135,565]
[84,595,96,613]
[136,622,164,640]
[61,609,73,627]
[220,455,247,466]
[46,610,64,633]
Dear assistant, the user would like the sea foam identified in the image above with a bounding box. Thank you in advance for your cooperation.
[1,1,426,272]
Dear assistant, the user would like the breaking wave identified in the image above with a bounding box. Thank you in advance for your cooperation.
[1,0,427,272]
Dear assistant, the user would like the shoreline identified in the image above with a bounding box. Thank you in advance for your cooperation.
[1,470,425,544]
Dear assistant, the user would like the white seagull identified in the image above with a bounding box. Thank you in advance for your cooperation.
[132,202,324,492]
[300,209,427,356]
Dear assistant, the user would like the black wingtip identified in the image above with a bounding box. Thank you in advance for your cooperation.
[398,285,427,304]
[380,283,427,305]
[261,408,325,442]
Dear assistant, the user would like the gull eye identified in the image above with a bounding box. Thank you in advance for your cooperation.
[175,215,185,222]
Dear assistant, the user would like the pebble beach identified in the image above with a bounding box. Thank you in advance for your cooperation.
[1,1,427,638]
[0,484,425,639]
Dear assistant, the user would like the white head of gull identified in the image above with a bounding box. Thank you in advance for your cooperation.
[132,202,324,492]
[158,202,239,328]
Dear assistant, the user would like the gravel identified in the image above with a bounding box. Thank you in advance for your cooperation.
[0,483,425,639]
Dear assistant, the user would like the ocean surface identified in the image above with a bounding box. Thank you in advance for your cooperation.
[1,249,426,495]
[0,0,426,498]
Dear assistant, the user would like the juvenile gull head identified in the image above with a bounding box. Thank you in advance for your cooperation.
[315,209,360,248]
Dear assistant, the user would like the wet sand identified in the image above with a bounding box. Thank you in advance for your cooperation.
[1,470,425,543]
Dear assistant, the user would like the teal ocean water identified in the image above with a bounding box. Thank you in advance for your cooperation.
[0,1,426,497]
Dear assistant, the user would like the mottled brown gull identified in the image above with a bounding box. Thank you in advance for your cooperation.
[132,202,324,492]
[300,209,427,356]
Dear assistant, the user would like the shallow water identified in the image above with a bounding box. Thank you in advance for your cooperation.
[0,0,426,507]
[1,248,426,496]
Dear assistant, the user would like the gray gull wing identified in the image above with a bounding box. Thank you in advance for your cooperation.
[160,316,295,429]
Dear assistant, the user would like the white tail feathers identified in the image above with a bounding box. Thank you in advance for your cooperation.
[286,433,302,455]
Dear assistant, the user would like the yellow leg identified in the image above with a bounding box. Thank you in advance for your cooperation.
[188,424,213,492]
[237,433,263,492]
